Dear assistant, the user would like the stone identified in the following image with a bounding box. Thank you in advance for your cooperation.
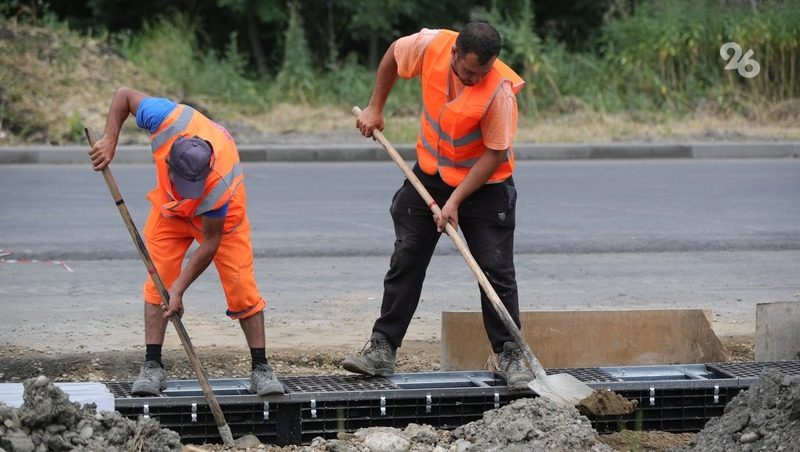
[79,425,93,440]
[234,434,261,449]
[361,431,411,452]
[739,431,759,443]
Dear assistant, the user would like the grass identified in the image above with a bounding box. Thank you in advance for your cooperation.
[0,20,165,144]
[213,103,800,145]
[1,0,800,145]
[518,109,800,143]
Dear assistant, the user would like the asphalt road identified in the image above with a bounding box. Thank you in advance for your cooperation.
[1,159,799,352]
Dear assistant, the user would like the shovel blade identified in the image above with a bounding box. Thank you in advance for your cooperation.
[528,373,595,406]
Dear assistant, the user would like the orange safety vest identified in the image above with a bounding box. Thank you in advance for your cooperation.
[146,105,246,233]
[418,30,525,187]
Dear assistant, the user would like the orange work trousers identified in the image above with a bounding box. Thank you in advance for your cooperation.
[142,208,265,320]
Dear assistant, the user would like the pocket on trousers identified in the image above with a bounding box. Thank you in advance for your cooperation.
[504,183,517,212]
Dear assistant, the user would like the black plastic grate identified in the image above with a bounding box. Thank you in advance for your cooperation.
[297,394,522,443]
[282,375,399,393]
[116,401,280,444]
[545,367,619,382]
[105,381,139,398]
[706,361,800,379]
[590,386,745,433]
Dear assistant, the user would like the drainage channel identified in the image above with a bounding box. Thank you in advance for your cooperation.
[107,361,800,446]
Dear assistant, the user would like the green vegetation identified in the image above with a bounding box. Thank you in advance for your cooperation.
[0,0,798,144]
[120,15,268,111]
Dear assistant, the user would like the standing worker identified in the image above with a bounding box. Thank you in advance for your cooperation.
[89,87,284,396]
[345,22,534,391]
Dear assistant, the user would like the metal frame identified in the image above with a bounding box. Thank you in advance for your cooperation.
[108,362,800,445]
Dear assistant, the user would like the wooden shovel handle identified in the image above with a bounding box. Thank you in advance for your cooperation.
[85,128,234,445]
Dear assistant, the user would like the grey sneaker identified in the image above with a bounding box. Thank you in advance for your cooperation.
[249,363,284,396]
[496,342,534,392]
[342,333,396,377]
[131,360,167,396]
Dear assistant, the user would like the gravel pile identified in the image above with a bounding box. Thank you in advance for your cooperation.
[290,397,612,452]
[674,368,800,452]
[452,397,613,452]
[0,375,181,452]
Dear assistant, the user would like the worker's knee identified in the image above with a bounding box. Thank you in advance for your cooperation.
[389,236,433,271]
[473,246,510,273]
[473,248,516,289]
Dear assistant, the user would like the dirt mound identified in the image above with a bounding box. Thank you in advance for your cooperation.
[675,368,800,452]
[193,398,613,451]
[453,397,613,451]
[0,21,164,145]
[579,389,638,416]
[0,375,181,452]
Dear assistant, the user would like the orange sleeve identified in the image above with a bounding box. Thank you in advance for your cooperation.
[481,81,518,151]
[393,28,439,79]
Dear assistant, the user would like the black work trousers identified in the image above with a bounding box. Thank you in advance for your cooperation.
[373,164,520,353]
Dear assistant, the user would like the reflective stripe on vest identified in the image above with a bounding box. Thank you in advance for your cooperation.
[196,162,243,214]
[150,107,196,152]
[419,125,478,168]
[420,108,510,169]
[423,108,483,148]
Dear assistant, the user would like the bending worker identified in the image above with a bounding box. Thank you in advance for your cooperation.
[344,22,534,391]
[89,87,283,396]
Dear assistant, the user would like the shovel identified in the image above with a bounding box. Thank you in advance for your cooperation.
[85,128,235,445]
[352,107,595,406]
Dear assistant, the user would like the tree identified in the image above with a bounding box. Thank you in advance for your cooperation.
[216,0,286,76]
[274,1,314,102]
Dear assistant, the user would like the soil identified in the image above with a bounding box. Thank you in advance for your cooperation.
[579,389,638,417]
[598,431,696,452]
[0,336,754,384]
[674,369,800,452]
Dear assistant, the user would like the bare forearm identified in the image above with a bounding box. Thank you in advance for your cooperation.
[367,42,399,111]
[90,87,147,170]
[171,216,224,296]
[103,88,133,140]
[449,149,507,205]
[171,240,218,296]
[103,87,147,140]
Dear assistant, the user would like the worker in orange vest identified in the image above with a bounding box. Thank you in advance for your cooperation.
[89,87,284,396]
[345,22,534,391]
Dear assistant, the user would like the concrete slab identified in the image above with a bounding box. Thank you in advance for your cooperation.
[693,142,796,159]
[589,143,692,159]
[441,309,728,370]
[756,301,800,361]
[514,144,591,160]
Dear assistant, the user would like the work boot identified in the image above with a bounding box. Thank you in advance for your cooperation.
[249,363,285,396]
[131,360,167,396]
[496,341,534,392]
[342,333,396,377]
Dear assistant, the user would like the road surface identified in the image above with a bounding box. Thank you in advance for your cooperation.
[1,159,798,352]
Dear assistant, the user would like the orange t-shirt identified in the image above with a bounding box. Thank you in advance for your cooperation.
[394,28,518,152]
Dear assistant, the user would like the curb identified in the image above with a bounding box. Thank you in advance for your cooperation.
[0,142,798,164]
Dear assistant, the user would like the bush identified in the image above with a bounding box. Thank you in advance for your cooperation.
[599,0,800,113]
[121,13,268,111]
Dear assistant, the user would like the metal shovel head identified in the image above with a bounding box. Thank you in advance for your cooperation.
[528,372,595,406]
